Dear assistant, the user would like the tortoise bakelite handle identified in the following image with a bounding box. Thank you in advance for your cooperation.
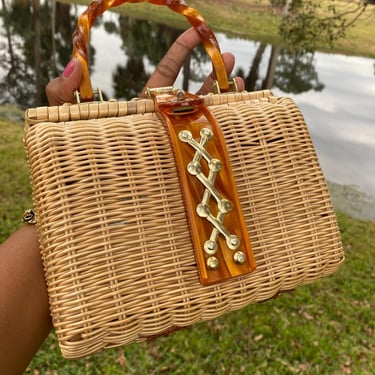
[72,0,229,100]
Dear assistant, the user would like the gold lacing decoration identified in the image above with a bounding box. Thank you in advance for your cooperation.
[178,128,246,270]
[149,85,256,285]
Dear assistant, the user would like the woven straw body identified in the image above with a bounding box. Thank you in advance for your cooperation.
[24,90,344,358]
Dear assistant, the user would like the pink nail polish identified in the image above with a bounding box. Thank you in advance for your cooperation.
[62,59,75,78]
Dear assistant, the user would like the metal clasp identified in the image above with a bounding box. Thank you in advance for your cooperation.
[213,79,239,94]
[74,87,103,103]
[145,86,179,97]
[147,86,202,115]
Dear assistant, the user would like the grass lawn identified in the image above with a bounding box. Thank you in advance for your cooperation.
[66,0,375,58]
[1,109,374,374]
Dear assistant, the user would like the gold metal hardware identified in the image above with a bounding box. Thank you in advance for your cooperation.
[233,251,246,265]
[172,106,195,114]
[147,86,201,115]
[23,209,36,224]
[74,87,103,103]
[213,78,239,94]
[178,127,246,264]
[145,86,177,97]
[151,86,256,285]
[206,256,219,270]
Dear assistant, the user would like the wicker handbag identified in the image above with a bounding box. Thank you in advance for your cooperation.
[24,0,344,359]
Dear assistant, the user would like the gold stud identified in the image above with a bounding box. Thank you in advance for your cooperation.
[176,89,186,100]
[227,235,240,250]
[218,199,232,214]
[233,251,246,265]
[187,161,201,176]
[196,203,211,218]
[206,256,219,270]
[204,240,218,255]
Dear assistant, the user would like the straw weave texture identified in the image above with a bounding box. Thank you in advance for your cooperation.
[24,90,344,358]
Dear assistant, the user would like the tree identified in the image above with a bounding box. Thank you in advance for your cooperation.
[235,42,324,94]
[273,50,324,93]
[112,16,209,99]
[0,0,75,107]
[273,0,370,52]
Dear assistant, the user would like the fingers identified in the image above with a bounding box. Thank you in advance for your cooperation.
[45,58,83,106]
[196,52,245,95]
[141,27,201,95]
[46,28,244,106]
[142,27,244,96]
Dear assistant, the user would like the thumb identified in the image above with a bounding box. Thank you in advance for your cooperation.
[46,58,83,106]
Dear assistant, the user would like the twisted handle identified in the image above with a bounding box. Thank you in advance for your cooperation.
[72,0,229,100]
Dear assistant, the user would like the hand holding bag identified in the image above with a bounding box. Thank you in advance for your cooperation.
[24,0,344,359]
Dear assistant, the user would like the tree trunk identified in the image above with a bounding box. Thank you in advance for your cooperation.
[51,0,57,77]
[282,0,293,17]
[246,42,266,91]
[32,0,42,106]
[262,45,281,89]
[182,55,191,92]
[1,0,16,69]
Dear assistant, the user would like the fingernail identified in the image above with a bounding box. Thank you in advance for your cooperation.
[62,58,76,79]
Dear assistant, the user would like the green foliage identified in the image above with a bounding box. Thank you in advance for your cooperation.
[279,1,369,52]
[274,49,325,93]
[271,0,303,9]
[24,211,374,374]
[1,113,374,375]
[0,1,73,107]
[0,110,32,239]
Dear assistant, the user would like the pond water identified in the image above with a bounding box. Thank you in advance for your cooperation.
[1,2,374,219]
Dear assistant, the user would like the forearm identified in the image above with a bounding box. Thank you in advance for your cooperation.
[0,225,52,374]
